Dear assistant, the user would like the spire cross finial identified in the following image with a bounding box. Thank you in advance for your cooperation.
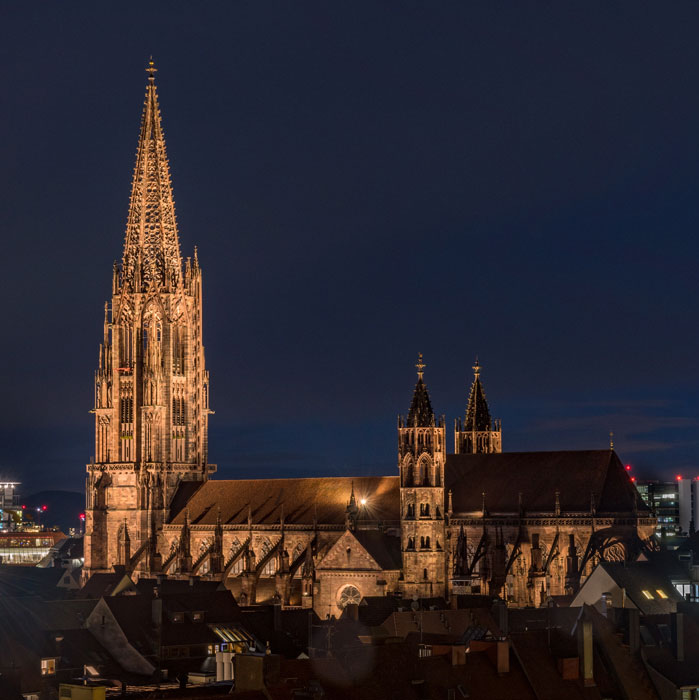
[609,431,614,450]
[146,56,158,80]
[473,356,480,377]
[416,353,426,380]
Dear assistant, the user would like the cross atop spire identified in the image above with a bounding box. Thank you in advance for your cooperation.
[120,64,182,292]
[473,356,480,377]
[416,352,426,379]
[146,56,157,80]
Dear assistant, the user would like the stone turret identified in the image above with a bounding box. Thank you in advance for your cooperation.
[454,359,502,454]
[398,355,446,599]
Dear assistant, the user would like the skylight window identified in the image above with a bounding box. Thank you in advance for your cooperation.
[656,589,668,599]
[641,590,654,600]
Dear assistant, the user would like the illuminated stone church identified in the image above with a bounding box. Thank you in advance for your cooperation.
[84,67,657,613]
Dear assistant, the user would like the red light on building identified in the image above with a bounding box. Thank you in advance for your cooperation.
[631,477,636,482]
[21,505,25,510]
[41,505,47,511]
[79,513,85,521]
[676,475,682,481]
[625,465,631,471]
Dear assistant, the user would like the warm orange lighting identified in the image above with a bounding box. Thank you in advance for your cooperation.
[360,498,367,506]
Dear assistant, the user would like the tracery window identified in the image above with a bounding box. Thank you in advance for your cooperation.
[337,585,361,609]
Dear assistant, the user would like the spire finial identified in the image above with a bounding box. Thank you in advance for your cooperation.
[609,431,614,450]
[416,353,426,380]
[473,356,480,377]
[146,56,157,81]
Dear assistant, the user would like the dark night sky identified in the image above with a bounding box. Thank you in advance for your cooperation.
[2,2,699,495]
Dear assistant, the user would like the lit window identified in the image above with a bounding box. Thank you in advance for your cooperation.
[641,590,654,600]
[41,657,57,676]
[656,590,668,599]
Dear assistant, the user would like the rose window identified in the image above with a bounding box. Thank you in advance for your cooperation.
[338,585,362,609]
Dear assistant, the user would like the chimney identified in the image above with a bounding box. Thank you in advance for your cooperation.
[496,640,510,675]
[577,617,595,687]
[273,603,281,632]
[627,609,640,654]
[671,612,685,663]
[492,598,508,636]
[152,597,163,627]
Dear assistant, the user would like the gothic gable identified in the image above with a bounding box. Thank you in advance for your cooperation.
[317,531,384,572]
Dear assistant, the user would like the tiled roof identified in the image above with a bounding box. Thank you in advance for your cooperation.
[172,450,646,528]
[598,562,682,614]
[446,450,647,514]
[170,476,400,526]
[354,531,402,570]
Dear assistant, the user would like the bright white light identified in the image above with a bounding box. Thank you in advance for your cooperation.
[360,498,367,506]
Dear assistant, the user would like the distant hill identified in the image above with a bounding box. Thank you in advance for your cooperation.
[23,491,84,533]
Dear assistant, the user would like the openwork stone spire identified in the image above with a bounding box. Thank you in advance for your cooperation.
[454,358,502,454]
[407,353,435,427]
[464,358,492,431]
[121,60,182,291]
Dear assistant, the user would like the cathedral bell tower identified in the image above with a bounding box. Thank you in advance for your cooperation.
[84,62,215,579]
[454,359,502,454]
[398,355,446,598]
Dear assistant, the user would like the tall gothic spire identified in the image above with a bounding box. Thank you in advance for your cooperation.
[407,353,435,427]
[121,59,182,291]
[464,358,492,431]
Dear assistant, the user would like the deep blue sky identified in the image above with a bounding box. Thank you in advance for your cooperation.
[2,2,699,494]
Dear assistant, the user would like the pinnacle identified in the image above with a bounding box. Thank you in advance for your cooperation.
[407,357,435,427]
[464,361,492,431]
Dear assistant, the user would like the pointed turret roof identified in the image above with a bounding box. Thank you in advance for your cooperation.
[464,359,492,431]
[407,353,435,427]
[121,59,182,291]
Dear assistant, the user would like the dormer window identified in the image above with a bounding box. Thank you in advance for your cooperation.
[172,611,185,623]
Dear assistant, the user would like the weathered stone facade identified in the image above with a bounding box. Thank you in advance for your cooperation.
[84,67,657,612]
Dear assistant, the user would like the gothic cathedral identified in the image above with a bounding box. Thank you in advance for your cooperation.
[84,67,656,613]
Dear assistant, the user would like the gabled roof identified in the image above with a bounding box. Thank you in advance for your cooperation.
[317,530,402,573]
[446,450,647,514]
[80,572,136,598]
[0,563,67,598]
[170,475,400,526]
[573,562,681,615]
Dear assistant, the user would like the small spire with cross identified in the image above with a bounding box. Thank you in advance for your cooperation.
[609,431,614,450]
[473,356,480,377]
[416,353,426,380]
[146,56,158,81]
